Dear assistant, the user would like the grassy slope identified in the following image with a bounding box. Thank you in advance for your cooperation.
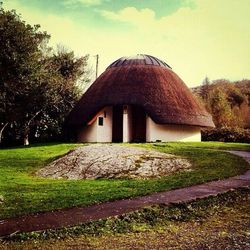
[0,142,249,219]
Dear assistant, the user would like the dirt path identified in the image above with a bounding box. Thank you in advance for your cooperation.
[0,151,249,237]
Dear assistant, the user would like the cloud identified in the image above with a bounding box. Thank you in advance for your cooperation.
[63,0,103,6]
[101,7,155,29]
[3,0,250,86]
[100,0,250,84]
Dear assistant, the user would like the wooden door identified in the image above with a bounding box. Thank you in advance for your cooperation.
[112,105,123,142]
[132,105,146,142]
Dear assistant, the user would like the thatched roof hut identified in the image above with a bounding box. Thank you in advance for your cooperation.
[66,55,214,142]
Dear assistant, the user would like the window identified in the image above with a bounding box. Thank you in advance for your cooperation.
[98,117,104,126]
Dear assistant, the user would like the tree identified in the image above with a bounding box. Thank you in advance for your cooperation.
[225,84,245,108]
[0,7,89,145]
[0,6,50,144]
[207,88,234,127]
[200,76,210,101]
[197,78,249,129]
[30,47,89,143]
[10,47,89,145]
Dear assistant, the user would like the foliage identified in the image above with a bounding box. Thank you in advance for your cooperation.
[0,142,249,219]
[0,7,49,144]
[200,76,210,100]
[27,47,89,143]
[202,127,250,143]
[0,7,89,146]
[193,78,250,128]
[207,88,234,127]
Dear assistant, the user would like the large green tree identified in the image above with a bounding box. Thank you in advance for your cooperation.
[0,6,89,145]
[0,6,50,144]
[29,47,89,144]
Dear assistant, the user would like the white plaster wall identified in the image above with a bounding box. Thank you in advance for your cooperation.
[146,116,201,142]
[96,106,113,142]
[77,106,112,142]
[78,121,97,142]
[123,105,133,142]
[127,106,133,142]
[123,112,129,142]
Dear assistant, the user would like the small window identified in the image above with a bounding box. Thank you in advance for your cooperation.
[98,117,104,126]
[104,111,107,118]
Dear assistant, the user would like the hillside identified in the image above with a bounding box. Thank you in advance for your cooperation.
[192,79,250,128]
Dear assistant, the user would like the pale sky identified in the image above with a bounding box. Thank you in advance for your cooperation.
[3,0,250,87]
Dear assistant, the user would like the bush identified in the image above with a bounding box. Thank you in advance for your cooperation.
[202,127,250,143]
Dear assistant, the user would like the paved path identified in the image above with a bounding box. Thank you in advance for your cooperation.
[229,150,250,165]
[0,151,249,237]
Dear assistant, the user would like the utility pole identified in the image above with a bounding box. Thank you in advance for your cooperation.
[95,54,99,79]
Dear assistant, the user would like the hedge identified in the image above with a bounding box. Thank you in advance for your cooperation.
[202,127,250,143]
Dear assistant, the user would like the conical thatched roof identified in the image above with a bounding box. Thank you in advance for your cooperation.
[66,54,214,127]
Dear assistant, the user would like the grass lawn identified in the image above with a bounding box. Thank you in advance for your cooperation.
[0,142,249,219]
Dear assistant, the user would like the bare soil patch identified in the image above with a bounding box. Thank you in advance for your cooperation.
[37,144,191,179]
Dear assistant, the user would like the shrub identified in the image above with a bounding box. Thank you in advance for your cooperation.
[202,127,250,143]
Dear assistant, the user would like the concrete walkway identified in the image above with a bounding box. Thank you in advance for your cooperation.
[229,150,250,165]
[0,151,249,237]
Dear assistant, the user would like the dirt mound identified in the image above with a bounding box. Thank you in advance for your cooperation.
[37,144,192,179]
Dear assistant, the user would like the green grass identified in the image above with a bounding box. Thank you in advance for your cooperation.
[0,142,249,219]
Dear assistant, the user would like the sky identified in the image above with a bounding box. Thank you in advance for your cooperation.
[3,0,250,87]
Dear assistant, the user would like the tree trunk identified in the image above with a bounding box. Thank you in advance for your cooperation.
[0,122,8,144]
[23,110,42,146]
[23,127,30,146]
[23,136,29,146]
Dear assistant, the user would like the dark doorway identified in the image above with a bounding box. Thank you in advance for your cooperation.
[112,105,123,142]
[131,105,146,142]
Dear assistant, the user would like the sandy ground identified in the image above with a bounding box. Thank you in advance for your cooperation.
[37,144,191,179]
